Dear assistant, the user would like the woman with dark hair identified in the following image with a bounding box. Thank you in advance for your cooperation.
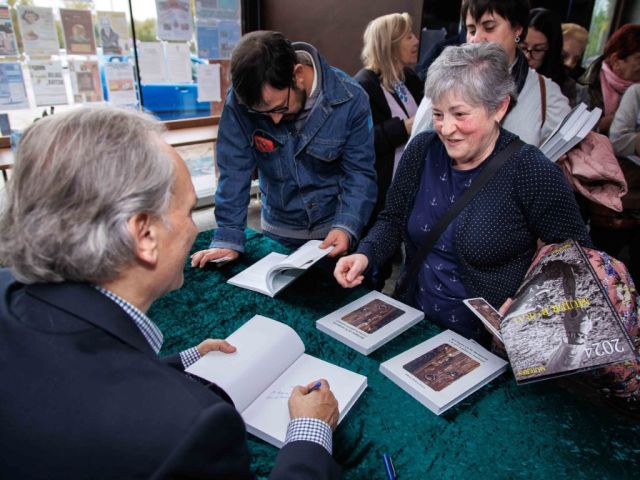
[521,8,578,106]
[411,0,571,148]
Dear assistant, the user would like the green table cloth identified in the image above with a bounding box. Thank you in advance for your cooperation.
[150,230,640,479]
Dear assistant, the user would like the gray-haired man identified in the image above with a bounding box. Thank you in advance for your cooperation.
[0,107,340,479]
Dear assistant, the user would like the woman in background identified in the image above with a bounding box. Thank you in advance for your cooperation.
[355,12,422,289]
[580,25,640,286]
[579,24,640,135]
[411,0,570,148]
[561,23,588,79]
[521,8,578,106]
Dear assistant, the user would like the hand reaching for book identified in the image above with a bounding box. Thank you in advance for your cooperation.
[320,228,350,257]
[288,379,339,430]
[190,248,239,268]
[334,253,369,288]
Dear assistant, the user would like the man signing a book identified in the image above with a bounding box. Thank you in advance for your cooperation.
[0,107,341,479]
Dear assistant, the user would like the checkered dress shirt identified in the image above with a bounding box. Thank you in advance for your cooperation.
[95,287,332,453]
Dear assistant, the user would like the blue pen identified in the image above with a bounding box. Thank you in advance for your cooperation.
[383,452,396,480]
[308,381,322,393]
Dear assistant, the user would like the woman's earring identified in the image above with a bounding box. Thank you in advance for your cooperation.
[515,35,521,44]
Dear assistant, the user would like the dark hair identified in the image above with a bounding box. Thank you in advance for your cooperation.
[461,0,530,40]
[527,8,566,87]
[603,24,640,61]
[230,30,296,108]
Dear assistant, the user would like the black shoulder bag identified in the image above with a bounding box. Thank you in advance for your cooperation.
[393,138,525,305]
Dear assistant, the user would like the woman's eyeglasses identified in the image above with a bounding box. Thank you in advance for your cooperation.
[518,44,549,60]
[247,86,291,115]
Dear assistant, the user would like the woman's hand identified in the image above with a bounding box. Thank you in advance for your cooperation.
[334,253,369,288]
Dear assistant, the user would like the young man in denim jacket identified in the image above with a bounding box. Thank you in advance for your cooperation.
[192,31,377,267]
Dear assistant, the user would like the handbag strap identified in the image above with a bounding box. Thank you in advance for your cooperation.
[404,137,525,283]
[538,74,547,129]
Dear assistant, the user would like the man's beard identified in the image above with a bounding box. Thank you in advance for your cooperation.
[282,86,307,122]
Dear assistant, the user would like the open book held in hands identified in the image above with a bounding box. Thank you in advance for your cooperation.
[463,297,503,342]
[539,102,602,162]
[501,240,635,384]
[380,330,507,415]
[316,291,424,355]
[185,315,367,448]
[227,240,334,297]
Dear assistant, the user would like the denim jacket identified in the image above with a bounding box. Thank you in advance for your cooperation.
[211,43,377,252]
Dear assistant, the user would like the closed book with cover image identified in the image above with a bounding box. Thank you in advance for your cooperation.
[316,291,424,355]
[501,240,635,383]
[380,330,507,415]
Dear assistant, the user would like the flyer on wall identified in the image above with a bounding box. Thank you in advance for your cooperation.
[97,11,130,55]
[0,5,19,57]
[156,0,193,42]
[16,6,59,57]
[60,9,97,55]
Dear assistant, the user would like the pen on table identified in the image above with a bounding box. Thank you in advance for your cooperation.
[383,452,396,480]
[308,381,322,393]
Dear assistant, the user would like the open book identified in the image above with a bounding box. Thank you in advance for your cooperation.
[185,315,367,448]
[539,102,602,162]
[463,297,503,342]
[316,291,424,355]
[380,330,507,415]
[227,240,334,297]
[501,240,635,384]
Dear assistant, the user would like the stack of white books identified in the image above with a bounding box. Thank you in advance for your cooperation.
[539,102,602,162]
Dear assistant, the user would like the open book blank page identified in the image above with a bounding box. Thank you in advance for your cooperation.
[185,315,304,412]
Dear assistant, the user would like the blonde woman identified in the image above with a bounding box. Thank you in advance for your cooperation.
[355,13,422,220]
[354,12,421,289]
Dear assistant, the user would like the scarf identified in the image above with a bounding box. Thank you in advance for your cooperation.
[600,60,634,116]
[511,49,530,94]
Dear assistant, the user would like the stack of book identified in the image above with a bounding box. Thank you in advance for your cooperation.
[539,103,602,162]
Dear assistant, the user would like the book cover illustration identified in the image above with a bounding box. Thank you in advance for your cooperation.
[403,343,480,392]
[341,298,405,335]
[501,240,635,383]
[463,297,503,341]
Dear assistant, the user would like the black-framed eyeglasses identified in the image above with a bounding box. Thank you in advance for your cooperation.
[518,44,549,60]
[246,86,291,115]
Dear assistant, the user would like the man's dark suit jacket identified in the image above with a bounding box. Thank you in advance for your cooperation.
[0,269,340,479]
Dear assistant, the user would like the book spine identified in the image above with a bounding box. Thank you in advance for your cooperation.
[573,239,634,347]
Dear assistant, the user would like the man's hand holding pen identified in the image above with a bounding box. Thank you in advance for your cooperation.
[288,379,339,429]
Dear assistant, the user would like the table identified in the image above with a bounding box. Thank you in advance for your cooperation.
[150,230,640,479]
